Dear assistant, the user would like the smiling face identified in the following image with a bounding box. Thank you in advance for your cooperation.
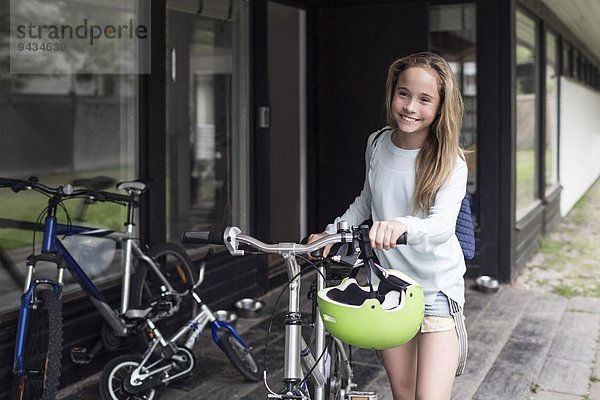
[391,67,441,148]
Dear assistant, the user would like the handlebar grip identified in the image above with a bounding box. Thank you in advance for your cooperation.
[397,232,407,245]
[180,230,225,245]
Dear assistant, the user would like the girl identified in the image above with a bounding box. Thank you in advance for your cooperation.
[309,52,468,399]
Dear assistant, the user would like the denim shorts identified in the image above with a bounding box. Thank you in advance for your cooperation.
[424,291,452,317]
[422,292,454,333]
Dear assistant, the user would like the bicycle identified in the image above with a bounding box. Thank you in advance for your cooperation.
[0,177,197,400]
[98,248,262,400]
[180,222,407,399]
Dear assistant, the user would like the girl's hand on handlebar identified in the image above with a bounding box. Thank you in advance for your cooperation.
[369,220,407,250]
[307,232,333,259]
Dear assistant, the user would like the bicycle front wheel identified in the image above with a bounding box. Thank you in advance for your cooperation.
[131,243,196,338]
[324,339,349,400]
[100,354,162,400]
[12,289,63,400]
[219,330,261,382]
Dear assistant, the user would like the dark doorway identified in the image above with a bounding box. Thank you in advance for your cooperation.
[310,2,430,230]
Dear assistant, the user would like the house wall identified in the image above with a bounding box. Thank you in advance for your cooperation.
[559,77,600,215]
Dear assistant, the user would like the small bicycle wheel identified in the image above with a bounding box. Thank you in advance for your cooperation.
[218,330,261,382]
[99,354,162,400]
[12,289,63,400]
[131,243,196,338]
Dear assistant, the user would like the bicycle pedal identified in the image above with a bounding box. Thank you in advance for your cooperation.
[347,391,377,400]
[70,347,93,365]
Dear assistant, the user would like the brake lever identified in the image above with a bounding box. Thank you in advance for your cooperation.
[299,236,324,259]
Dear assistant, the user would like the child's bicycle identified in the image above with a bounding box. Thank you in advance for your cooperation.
[0,177,197,400]
[99,249,262,400]
[180,222,412,399]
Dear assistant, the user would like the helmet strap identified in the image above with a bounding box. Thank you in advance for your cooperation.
[357,225,411,293]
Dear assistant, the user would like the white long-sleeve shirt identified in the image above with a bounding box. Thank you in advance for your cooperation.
[325,129,467,307]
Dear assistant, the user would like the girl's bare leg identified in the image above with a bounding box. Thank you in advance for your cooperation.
[415,329,459,400]
[379,336,418,400]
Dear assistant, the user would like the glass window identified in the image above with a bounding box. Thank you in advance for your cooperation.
[545,31,559,192]
[166,4,247,240]
[0,2,140,312]
[430,3,477,220]
[515,10,538,220]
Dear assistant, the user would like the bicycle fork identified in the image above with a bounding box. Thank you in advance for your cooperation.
[13,253,64,374]
[277,253,327,399]
[281,256,374,400]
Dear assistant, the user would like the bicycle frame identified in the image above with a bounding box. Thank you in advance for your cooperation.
[13,197,184,373]
[127,291,251,387]
[281,253,357,400]
[280,252,329,399]
[225,227,353,399]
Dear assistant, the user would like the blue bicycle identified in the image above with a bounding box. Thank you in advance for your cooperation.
[0,177,197,400]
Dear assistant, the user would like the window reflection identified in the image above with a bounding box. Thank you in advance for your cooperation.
[166,12,235,239]
[430,4,477,220]
[515,10,538,219]
[0,4,139,312]
[545,31,558,192]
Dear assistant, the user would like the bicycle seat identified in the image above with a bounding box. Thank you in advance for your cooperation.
[116,181,148,194]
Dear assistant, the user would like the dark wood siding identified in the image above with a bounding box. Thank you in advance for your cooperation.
[310,2,430,231]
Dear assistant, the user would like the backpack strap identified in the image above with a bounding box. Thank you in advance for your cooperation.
[371,127,394,150]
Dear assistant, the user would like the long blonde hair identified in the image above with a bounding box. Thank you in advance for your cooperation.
[384,52,465,213]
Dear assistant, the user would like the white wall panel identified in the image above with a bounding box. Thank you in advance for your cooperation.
[559,77,600,215]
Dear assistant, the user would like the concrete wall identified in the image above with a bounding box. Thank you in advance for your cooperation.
[559,77,600,215]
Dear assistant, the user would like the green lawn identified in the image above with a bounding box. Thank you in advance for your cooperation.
[516,148,536,217]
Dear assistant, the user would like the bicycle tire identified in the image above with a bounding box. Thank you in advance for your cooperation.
[218,330,261,382]
[99,354,162,400]
[324,339,348,400]
[12,289,63,400]
[131,242,196,338]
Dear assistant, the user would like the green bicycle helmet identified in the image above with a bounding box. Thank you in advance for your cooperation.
[317,268,424,350]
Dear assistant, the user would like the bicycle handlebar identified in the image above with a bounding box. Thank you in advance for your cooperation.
[180,224,407,256]
[0,176,133,205]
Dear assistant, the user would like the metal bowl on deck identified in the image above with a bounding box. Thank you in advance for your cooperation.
[234,298,265,318]
[213,310,238,325]
[475,275,500,293]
